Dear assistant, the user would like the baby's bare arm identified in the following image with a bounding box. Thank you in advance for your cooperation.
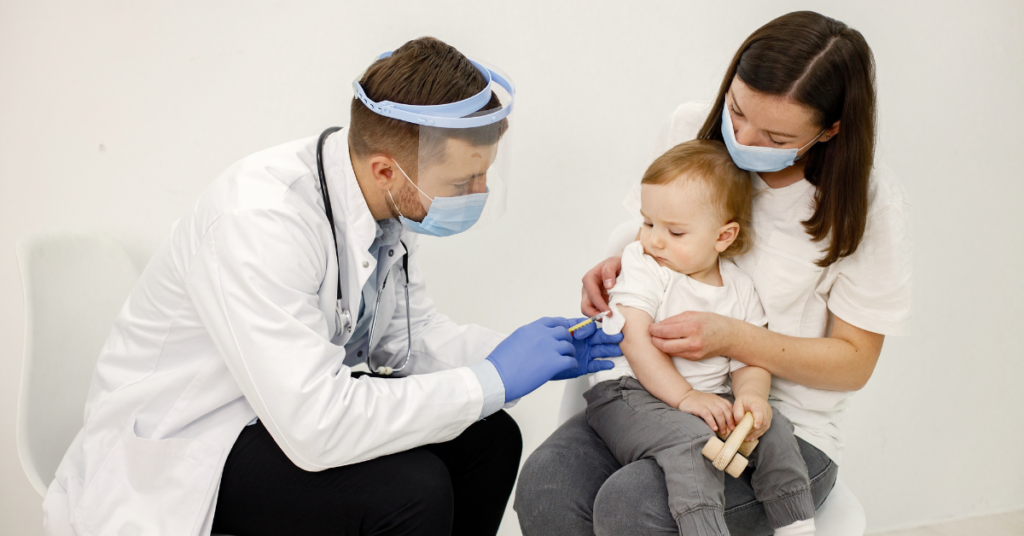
[619,306,693,406]
[730,366,770,400]
[621,306,736,431]
[730,366,773,439]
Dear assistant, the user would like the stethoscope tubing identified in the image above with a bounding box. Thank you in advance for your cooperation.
[317,127,413,376]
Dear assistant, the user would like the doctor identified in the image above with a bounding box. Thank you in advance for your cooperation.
[42,37,621,536]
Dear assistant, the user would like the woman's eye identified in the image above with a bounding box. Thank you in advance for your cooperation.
[729,104,743,117]
[768,136,785,146]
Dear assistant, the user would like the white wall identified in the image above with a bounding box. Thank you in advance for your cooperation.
[1,1,1021,534]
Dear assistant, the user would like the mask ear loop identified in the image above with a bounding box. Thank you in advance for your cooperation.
[795,129,828,162]
[386,189,406,219]
[392,159,434,202]
[383,160,415,219]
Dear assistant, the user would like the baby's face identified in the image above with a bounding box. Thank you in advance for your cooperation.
[639,178,727,275]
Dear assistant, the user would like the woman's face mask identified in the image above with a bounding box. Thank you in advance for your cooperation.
[720,86,828,174]
[721,103,826,173]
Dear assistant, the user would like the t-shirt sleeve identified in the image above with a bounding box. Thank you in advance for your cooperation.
[744,283,769,329]
[827,167,913,336]
[663,101,713,149]
[626,102,714,221]
[602,241,670,335]
[730,267,768,372]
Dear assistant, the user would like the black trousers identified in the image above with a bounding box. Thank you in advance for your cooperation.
[212,410,522,536]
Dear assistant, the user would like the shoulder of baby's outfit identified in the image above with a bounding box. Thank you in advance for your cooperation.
[622,240,657,268]
[720,258,756,294]
[665,101,714,146]
[721,258,767,325]
[621,240,643,260]
[720,257,752,280]
[621,241,670,278]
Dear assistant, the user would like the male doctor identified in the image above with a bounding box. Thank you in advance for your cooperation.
[42,37,621,536]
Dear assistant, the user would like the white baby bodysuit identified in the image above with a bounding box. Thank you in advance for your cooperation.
[593,241,768,393]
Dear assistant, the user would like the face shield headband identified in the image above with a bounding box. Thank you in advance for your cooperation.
[352,51,515,129]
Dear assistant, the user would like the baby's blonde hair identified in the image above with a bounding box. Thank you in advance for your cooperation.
[641,140,753,258]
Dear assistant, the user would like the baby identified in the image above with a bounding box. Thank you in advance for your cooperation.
[586,140,815,535]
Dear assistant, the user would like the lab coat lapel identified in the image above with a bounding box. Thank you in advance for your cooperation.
[321,129,377,345]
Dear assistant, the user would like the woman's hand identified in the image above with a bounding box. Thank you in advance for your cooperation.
[732,394,773,441]
[677,390,735,433]
[648,311,737,361]
[581,256,622,317]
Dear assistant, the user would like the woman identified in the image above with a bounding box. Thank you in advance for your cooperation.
[515,11,911,535]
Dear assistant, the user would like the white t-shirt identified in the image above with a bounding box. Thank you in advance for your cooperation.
[592,241,768,394]
[620,102,913,463]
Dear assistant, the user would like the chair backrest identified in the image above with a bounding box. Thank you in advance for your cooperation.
[15,231,140,497]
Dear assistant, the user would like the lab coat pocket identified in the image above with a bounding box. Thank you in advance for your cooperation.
[754,231,824,336]
[73,417,223,536]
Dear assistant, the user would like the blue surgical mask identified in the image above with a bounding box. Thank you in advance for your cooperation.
[387,159,489,237]
[721,104,825,173]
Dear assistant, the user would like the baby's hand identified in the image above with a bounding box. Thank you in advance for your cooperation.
[732,394,773,441]
[677,390,735,433]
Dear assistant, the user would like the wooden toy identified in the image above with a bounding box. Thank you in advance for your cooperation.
[700,412,758,478]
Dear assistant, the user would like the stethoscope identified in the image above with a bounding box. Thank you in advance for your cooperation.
[317,127,413,376]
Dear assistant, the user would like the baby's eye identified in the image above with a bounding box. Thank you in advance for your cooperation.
[643,221,653,228]
[670,231,685,237]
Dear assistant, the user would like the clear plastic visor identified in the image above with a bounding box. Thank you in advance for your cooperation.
[399,71,512,232]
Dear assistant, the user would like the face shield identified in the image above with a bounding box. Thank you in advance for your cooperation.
[353,53,514,236]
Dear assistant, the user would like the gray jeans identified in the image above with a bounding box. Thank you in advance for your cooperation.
[514,380,838,536]
[586,377,814,534]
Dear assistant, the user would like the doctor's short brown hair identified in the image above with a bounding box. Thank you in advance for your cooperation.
[348,37,508,178]
[641,140,753,258]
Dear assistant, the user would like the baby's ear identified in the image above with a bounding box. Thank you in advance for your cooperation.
[715,222,740,253]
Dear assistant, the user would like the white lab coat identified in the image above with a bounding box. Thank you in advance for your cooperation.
[42,129,507,536]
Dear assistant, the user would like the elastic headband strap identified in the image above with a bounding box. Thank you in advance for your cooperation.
[352,51,515,129]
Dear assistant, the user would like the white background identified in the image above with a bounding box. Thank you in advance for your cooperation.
[1,1,1022,534]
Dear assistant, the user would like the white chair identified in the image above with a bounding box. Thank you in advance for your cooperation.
[15,231,140,497]
[558,377,866,535]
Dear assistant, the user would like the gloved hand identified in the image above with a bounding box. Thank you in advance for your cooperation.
[551,317,623,380]
[487,317,578,402]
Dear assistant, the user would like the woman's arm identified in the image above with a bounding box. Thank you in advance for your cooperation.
[648,312,884,392]
[581,227,641,317]
[619,306,735,432]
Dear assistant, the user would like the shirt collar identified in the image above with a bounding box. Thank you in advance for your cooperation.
[370,218,404,253]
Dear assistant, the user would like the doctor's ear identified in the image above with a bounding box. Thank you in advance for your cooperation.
[367,156,401,189]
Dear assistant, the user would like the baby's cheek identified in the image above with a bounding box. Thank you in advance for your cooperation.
[669,244,695,269]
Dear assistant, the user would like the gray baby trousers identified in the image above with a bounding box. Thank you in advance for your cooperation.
[584,377,815,535]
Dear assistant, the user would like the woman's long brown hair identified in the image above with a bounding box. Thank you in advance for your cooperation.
[697,11,876,267]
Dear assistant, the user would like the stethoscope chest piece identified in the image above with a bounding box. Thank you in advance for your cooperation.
[317,126,412,377]
[337,302,353,334]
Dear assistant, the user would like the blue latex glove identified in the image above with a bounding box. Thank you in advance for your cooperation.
[487,317,578,402]
[551,317,623,380]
